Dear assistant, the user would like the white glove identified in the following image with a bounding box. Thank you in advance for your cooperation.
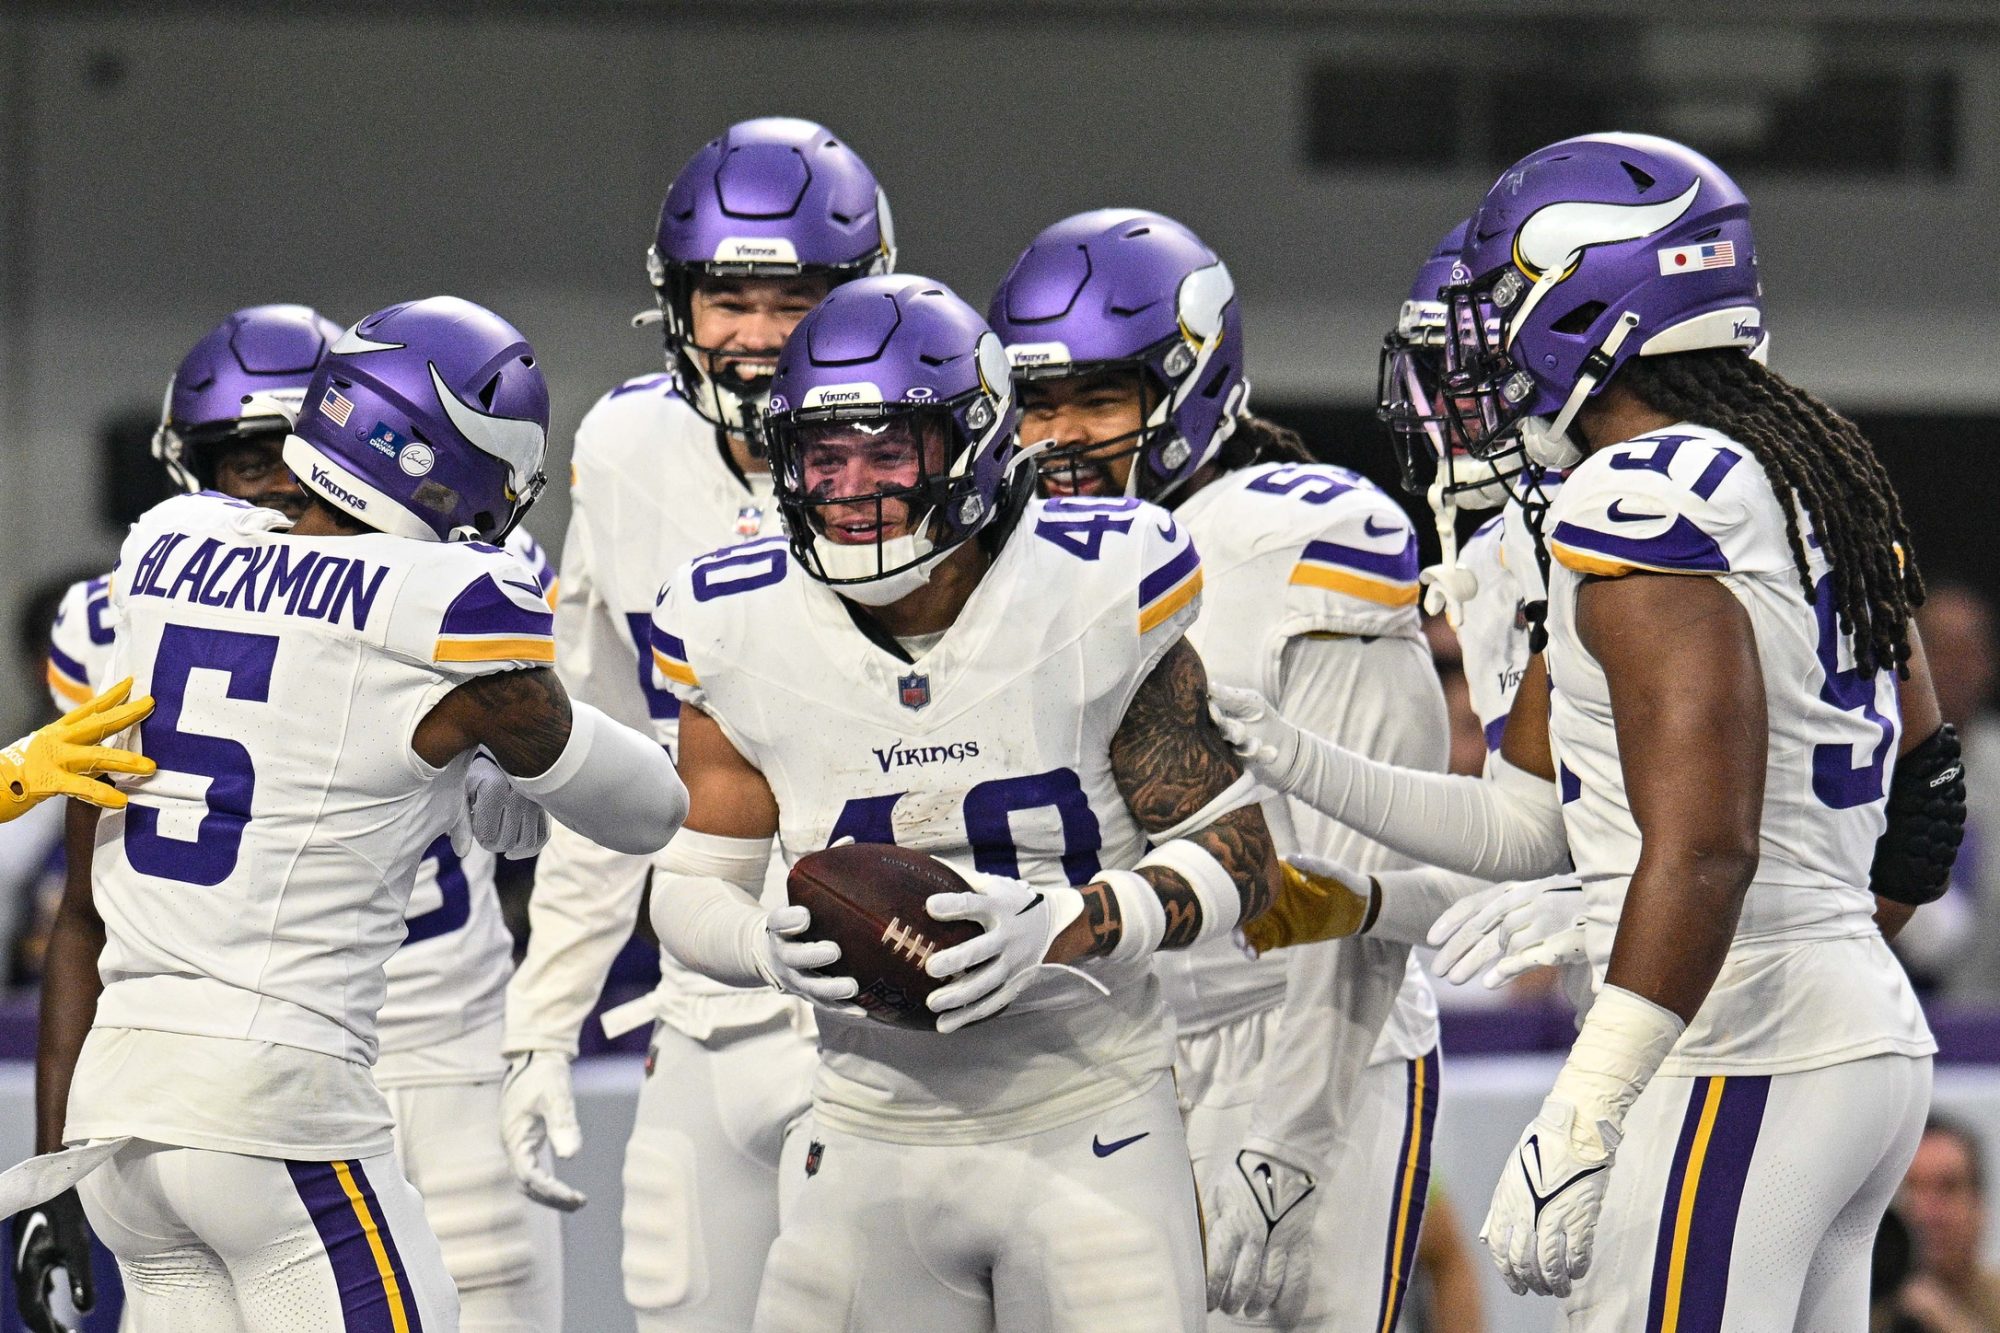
[753,904,864,1016]
[1482,1096,1616,1296]
[1481,985,1683,1296]
[1206,683,1309,792]
[1205,1147,1320,1320]
[923,872,1085,1035]
[500,1051,586,1212]
[464,753,550,859]
[1428,874,1586,988]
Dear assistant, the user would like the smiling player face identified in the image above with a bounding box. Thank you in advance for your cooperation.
[1018,369,1148,498]
[689,275,831,396]
[797,416,947,544]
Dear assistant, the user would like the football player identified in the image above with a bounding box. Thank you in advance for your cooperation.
[16,304,566,1333]
[13,297,685,1330]
[1217,134,1953,1327]
[988,209,1449,1330]
[499,117,894,1330]
[647,274,1276,1332]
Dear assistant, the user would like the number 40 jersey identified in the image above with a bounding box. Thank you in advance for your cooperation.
[85,492,556,1071]
[1543,424,1932,1076]
[652,496,1205,1145]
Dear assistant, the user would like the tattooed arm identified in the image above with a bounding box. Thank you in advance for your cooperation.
[416,666,686,856]
[1055,639,1279,962]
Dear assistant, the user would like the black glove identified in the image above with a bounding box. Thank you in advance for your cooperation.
[11,1188,95,1333]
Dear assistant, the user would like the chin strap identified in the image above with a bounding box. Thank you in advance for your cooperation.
[1419,469,1480,627]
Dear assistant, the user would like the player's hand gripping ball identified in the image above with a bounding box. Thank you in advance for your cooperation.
[787,843,981,1031]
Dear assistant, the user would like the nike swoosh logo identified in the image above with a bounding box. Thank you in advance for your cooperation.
[1015,893,1045,917]
[1092,1131,1150,1158]
[1520,1134,1610,1217]
[1605,500,1662,524]
[1157,517,1179,543]
[16,1211,45,1268]
[1362,515,1402,539]
[501,577,546,600]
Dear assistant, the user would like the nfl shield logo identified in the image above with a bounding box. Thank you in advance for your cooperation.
[898,672,930,711]
[734,504,763,538]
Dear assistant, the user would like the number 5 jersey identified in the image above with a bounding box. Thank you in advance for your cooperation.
[68,492,555,1158]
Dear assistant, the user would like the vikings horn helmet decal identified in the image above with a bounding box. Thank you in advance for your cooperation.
[285,296,550,543]
[988,208,1247,503]
[1440,133,1761,470]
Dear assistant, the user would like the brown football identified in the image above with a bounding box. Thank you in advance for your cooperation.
[787,843,983,1031]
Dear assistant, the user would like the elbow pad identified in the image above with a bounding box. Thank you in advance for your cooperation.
[1869,723,1965,907]
[512,701,689,855]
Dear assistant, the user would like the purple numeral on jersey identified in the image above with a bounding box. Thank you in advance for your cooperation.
[691,542,788,602]
[402,832,471,946]
[1034,497,1139,561]
[826,766,1104,884]
[125,623,279,886]
[1809,573,1898,809]
[1245,466,1355,505]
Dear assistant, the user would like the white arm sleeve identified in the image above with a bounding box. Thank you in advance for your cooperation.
[504,519,662,1057]
[1284,712,1569,882]
[512,702,687,855]
[649,830,774,989]
[1247,633,1449,1169]
[1369,864,1493,947]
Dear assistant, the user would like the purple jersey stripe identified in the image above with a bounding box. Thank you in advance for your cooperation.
[1559,762,1581,803]
[1373,1049,1440,1332]
[1550,516,1728,574]
[286,1160,420,1332]
[439,575,555,641]
[1139,541,1200,607]
[46,641,91,688]
[651,626,687,661]
[1300,533,1420,583]
[627,615,681,721]
[1645,1076,1771,1333]
[1484,716,1508,752]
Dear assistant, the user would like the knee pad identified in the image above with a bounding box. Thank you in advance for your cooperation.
[623,1123,704,1312]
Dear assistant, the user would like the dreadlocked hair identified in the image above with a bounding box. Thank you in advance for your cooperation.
[1216,413,1311,470]
[1614,348,1922,677]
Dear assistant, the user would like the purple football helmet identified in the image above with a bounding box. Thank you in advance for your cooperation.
[988,209,1245,503]
[153,304,344,494]
[1441,133,1761,468]
[284,296,549,543]
[646,117,896,438]
[1377,219,1524,506]
[764,275,1019,606]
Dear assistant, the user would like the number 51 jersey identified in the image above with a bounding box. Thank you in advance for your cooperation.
[1543,425,1932,1076]
[651,496,1205,1145]
[90,492,557,1067]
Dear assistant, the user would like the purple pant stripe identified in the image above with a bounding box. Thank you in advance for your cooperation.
[1643,1076,1772,1333]
[1374,1049,1441,1333]
[284,1160,420,1333]
[344,1158,423,1333]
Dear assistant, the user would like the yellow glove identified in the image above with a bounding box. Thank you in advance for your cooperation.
[0,678,157,822]
[1241,855,1378,955]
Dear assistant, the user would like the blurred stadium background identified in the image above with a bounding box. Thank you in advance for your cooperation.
[1,2,1997,1328]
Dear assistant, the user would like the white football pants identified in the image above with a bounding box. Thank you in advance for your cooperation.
[623,1014,818,1331]
[1179,1007,1440,1332]
[78,1139,459,1332]
[752,1074,1205,1333]
[1560,1051,1931,1331]
[383,1078,561,1331]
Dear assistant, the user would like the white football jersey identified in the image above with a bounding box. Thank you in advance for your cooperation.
[1453,477,1564,759]
[1544,424,1932,1074]
[89,492,556,1066]
[652,496,1204,1144]
[50,523,554,1075]
[1172,462,1441,1063]
[507,377,789,1056]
